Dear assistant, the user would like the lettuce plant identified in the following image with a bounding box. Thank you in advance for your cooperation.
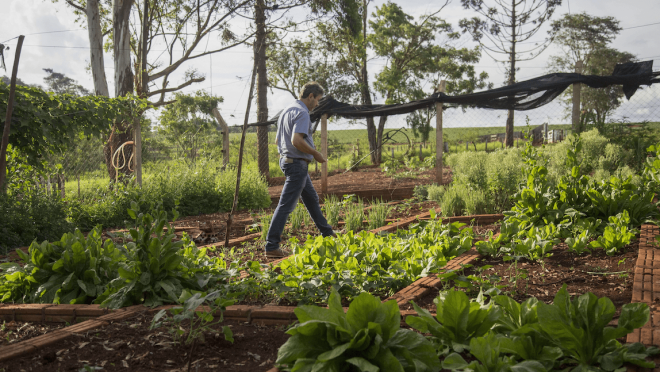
[407,290,501,355]
[588,210,637,255]
[276,290,440,372]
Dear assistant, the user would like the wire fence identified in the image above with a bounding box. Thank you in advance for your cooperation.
[37,79,660,199]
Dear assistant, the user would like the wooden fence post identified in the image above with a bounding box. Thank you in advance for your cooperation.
[435,80,446,185]
[134,116,142,186]
[572,60,583,133]
[212,108,230,168]
[0,35,25,193]
[321,114,328,194]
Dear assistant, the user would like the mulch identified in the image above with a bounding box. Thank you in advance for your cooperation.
[1,312,289,372]
[405,240,638,318]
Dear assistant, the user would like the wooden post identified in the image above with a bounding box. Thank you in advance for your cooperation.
[391,147,394,159]
[321,114,328,194]
[572,60,583,133]
[60,174,65,198]
[77,175,81,198]
[435,80,446,184]
[133,116,142,186]
[485,138,488,152]
[212,108,230,168]
[0,35,25,192]
[419,143,423,160]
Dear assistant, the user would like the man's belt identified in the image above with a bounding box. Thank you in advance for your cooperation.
[282,156,311,164]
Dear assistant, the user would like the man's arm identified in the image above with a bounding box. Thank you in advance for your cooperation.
[292,133,326,163]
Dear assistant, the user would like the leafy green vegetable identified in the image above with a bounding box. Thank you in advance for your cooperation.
[276,290,440,372]
[536,285,658,371]
[97,202,232,308]
[442,332,547,372]
[407,290,500,355]
[0,227,121,304]
[589,210,638,255]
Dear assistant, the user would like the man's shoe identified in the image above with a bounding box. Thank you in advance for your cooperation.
[266,248,291,258]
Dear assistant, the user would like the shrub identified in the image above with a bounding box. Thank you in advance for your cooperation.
[69,162,271,230]
[322,195,342,227]
[440,186,465,217]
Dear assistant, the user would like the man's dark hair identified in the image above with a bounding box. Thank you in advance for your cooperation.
[299,82,325,99]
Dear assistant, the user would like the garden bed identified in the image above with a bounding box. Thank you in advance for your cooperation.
[0,321,65,347]
[404,239,639,318]
[0,312,288,371]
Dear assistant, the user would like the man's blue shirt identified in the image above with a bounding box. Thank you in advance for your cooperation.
[275,99,315,161]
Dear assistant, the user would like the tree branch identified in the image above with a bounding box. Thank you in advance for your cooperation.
[65,0,85,12]
[148,76,205,97]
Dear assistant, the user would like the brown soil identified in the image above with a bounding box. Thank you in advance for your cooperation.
[0,321,65,346]
[1,312,289,372]
[405,241,638,318]
[268,165,450,196]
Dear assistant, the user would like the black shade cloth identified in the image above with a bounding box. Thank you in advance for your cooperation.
[246,61,658,127]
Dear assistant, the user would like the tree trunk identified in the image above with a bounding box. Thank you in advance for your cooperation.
[86,0,109,97]
[376,116,387,164]
[504,0,516,148]
[360,0,378,165]
[255,0,269,180]
[105,0,135,181]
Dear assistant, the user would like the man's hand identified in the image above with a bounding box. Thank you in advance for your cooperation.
[313,151,327,163]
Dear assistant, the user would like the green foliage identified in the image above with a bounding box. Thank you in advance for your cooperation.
[367,199,392,230]
[0,227,121,304]
[322,195,342,228]
[0,81,146,168]
[276,290,440,372]
[276,220,472,303]
[441,333,547,372]
[259,212,272,241]
[150,290,234,346]
[407,290,501,355]
[537,285,659,371]
[69,162,271,230]
[439,186,466,217]
[588,211,638,255]
[427,184,446,203]
[158,91,223,165]
[97,203,231,308]
[565,230,592,255]
[413,184,430,202]
[289,203,308,232]
[343,199,365,232]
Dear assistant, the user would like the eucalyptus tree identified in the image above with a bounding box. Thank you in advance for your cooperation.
[459,0,562,147]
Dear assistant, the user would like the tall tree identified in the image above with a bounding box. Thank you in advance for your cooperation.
[369,1,488,162]
[548,12,621,70]
[459,0,562,147]
[159,90,223,164]
[42,68,92,96]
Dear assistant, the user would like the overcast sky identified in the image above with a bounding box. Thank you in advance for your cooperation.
[2,0,659,129]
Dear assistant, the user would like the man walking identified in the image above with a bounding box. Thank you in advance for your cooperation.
[265,82,336,257]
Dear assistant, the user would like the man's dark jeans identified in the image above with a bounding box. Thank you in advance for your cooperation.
[265,158,334,252]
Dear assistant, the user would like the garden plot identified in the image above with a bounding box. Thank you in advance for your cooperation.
[406,239,638,315]
[1,312,288,371]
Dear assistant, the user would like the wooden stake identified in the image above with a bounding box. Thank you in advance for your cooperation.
[212,108,230,168]
[435,80,446,184]
[321,114,328,194]
[77,175,81,198]
[0,35,25,192]
[134,116,142,186]
[224,53,258,248]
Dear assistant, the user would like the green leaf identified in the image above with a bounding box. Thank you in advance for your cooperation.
[442,353,469,370]
[346,357,379,372]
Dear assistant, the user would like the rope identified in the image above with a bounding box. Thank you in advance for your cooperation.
[111,141,135,183]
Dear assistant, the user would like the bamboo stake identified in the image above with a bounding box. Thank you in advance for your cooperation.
[435,81,446,184]
[224,54,258,247]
